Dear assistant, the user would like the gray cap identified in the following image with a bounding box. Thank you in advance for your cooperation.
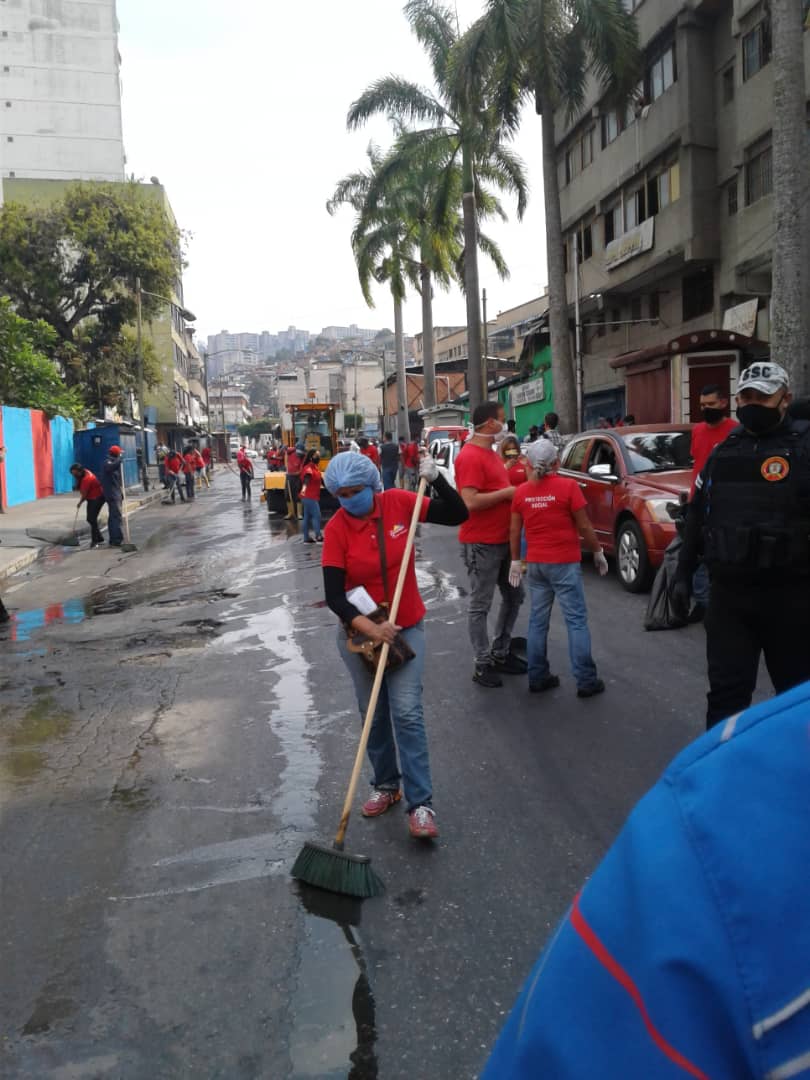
[526,437,559,473]
[737,361,790,396]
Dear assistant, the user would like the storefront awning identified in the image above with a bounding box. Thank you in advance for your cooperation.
[609,329,768,370]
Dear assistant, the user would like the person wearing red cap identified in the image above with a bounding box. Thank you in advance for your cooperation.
[70,463,106,547]
[102,446,124,546]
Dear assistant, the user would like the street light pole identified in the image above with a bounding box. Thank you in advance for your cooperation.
[135,276,149,491]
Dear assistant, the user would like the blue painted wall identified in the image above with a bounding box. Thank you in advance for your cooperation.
[50,416,75,494]
[1,406,37,507]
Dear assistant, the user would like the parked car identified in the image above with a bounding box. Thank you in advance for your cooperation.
[244,448,259,460]
[429,437,465,489]
[423,425,469,447]
[558,424,693,592]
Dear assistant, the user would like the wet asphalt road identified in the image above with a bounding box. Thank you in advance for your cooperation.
[0,477,732,1078]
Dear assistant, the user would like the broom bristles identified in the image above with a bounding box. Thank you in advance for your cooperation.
[291,840,384,899]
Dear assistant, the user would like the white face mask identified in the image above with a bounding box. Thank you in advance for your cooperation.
[475,419,508,443]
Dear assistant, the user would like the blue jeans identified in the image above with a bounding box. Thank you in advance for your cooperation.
[526,562,598,689]
[337,621,432,811]
[107,498,123,544]
[382,467,398,491]
[301,498,321,539]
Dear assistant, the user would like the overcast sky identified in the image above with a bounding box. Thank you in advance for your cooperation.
[117,0,548,342]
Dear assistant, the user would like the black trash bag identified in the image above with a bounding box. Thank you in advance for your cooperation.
[644,535,688,631]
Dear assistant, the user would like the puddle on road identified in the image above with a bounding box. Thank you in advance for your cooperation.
[291,885,378,1079]
[415,560,467,604]
[1,694,74,781]
[1,569,241,641]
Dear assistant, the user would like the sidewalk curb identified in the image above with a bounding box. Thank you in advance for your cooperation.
[0,489,166,588]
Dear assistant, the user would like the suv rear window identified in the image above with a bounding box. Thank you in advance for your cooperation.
[562,439,590,472]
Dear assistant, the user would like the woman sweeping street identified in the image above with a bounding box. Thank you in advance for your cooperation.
[321,450,467,839]
[509,439,609,697]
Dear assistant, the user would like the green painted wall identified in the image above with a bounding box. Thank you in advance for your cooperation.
[510,345,556,437]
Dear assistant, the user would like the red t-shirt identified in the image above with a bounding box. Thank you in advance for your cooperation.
[455,442,513,544]
[504,459,529,486]
[690,418,737,494]
[285,447,302,475]
[166,455,182,475]
[512,476,587,563]
[202,447,211,464]
[402,443,419,469]
[360,445,380,468]
[182,452,196,474]
[322,489,431,629]
[300,464,323,501]
[78,470,103,501]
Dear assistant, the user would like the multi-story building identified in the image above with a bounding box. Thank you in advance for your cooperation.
[320,324,379,344]
[556,0,809,425]
[0,0,125,191]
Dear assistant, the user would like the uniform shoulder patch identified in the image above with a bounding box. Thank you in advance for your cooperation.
[761,456,790,482]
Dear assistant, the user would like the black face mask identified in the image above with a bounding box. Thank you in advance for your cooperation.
[736,398,785,435]
[701,407,726,424]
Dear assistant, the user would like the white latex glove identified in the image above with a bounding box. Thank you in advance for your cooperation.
[508,560,523,588]
[419,454,439,482]
[594,549,609,576]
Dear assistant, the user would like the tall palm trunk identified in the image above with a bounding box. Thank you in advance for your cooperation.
[394,294,410,440]
[462,146,485,413]
[420,263,437,409]
[538,88,578,432]
[770,0,809,396]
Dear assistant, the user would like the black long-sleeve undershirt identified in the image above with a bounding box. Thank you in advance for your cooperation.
[323,474,468,625]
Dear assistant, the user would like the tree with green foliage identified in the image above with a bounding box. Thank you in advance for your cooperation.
[0,180,183,412]
[238,419,276,438]
[462,0,640,430]
[347,0,529,414]
[0,298,85,420]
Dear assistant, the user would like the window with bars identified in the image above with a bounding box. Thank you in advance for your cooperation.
[646,161,680,215]
[745,142,772,204]
[742,21,771,81]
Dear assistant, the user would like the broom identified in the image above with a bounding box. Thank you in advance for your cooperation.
[25,506,81,547]
[119,488,138,553]
[292,477,428,899]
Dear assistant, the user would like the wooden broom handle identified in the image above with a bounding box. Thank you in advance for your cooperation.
[334,477,428,848]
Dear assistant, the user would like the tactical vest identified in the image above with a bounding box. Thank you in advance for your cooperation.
[702,420,810,572]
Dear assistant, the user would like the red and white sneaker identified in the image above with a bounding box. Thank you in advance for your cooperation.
[362,789,402,818]
[409,805,439,839]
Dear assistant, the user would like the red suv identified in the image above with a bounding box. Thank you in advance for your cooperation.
[558,424,694,592]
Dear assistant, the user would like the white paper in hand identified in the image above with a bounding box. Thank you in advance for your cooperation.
[346,586,378,616]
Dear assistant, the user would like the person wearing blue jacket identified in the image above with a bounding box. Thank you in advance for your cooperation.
[483,680,810,1080]
[102,445,124,547]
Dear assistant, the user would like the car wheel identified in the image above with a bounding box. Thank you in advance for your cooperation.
[616,520,653,593]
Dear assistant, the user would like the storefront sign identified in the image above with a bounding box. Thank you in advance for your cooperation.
[722,298,758,338]
[604,217,654,271]
[511,378,545,408]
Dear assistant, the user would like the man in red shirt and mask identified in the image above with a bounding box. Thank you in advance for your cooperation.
[456,400,526,688]
[688,384,738,619]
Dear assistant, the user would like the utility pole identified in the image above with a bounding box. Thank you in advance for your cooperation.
[135,277,149,490]
[482,288,489,398]
[573,234,584,432]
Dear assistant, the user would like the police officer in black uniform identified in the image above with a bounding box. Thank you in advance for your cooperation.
[675,361,810,728]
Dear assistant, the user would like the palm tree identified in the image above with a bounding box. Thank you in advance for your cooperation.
[327,145,416,441]
[347,0,528,415]
[362,128,510,411]
[770,0,810,394]
[463,0,640,431]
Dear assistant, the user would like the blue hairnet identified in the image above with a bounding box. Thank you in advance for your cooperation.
[324,451,382,495]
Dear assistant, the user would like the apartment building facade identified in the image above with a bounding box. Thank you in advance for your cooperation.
[0,0,125,191]
[556,0,809,424]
